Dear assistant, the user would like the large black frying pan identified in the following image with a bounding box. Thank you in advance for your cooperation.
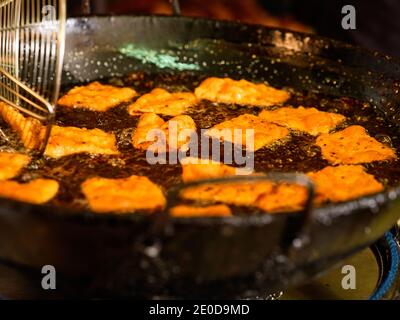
[0,15,400,299]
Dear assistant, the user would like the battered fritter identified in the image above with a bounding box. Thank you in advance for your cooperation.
[58,82,137,112]
[128,88,197,116]
[81,175,166,213]
[0,102,44,150]
[44,125,119,158]
[0,152,31,180]
[195,77,290,106]
[316,125,397,164]
[181,157,248,182]
[0,179,59,204]
[131,113,165,151]
[170,204,232,217]
[132,113,196,151]
[256,184,307,213]
[181,181,308,213]
[307,165,384,203]
[259,106,345,136]
[180,160,307,213]
[205,114,289,151]
[181,181,273,207]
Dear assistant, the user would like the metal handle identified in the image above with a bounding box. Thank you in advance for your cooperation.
[0,0,66,154]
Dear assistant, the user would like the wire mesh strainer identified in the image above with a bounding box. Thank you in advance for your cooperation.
[0,0,66,154]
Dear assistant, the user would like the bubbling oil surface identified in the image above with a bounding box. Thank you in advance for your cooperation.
[1,71,399,213]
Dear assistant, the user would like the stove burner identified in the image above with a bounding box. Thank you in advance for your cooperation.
[369,231,399,300]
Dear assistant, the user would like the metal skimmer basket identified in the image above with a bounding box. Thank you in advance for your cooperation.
[0,0,65,153]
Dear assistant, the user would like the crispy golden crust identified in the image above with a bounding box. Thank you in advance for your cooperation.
[255,184,307,213]
[161,115,197,150]
[0,102,44,149]
[307,165,384,203]
[181,181,307,213]
[0,179,59,204]
[81,175,166,213]
[194,77,290,106]
[180,160,306,213]
[259,106,346,136]
[44,126,119,158]
[0,152,31,181]
[132,113,196,151]
[132,113,165,151]
[180,159,268,205]
[181,157,249,183]
[128,88,197,116]
[181,181,274,207]
[181,162,384,210]
[58,82,137,112]
[170,204,232,217]
[206,114,289,151]
[316,125,397,164]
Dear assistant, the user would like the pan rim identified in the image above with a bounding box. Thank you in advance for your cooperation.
[66,14,400,66]
[0,187,397,226]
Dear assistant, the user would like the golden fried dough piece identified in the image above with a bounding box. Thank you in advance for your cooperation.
[181,182,306,213]
[44,126,119,158]
[307,165,384,203]
[316,125,397,164]
[0,102,44,149]
[128,88,197,116]
[194,77,290,106]
[180,160,306,213]
[132,113,165,151]
[0,152,31,180]
[181,157,250,182]
[162,115,197,150]
[132,113,196,151]
[181,159,269,205]
[0,179,59,204]
[255,184,307,213]
[206,114,289,151]
[58,82,137,112]
[81,175,166,213]
[259,106,345,136]
[181,182,274,207]
[170,204,232,217]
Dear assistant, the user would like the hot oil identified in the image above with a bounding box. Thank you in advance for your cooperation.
[1,71,400,212]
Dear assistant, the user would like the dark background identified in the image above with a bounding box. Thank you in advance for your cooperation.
[67,0,400,58]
